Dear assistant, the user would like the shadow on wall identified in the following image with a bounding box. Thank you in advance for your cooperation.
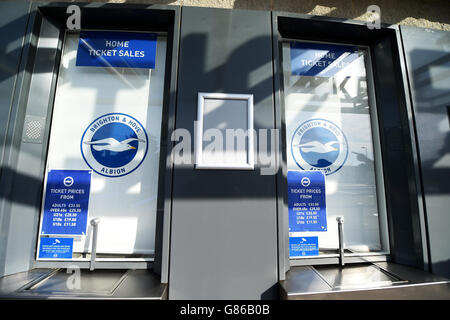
[407,45,450,279]
[409,48,450,194]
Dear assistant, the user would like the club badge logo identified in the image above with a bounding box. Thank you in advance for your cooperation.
[291,119,348,175]
[81,113,148,177]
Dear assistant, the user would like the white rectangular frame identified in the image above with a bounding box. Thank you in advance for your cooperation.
[195,92,254,170]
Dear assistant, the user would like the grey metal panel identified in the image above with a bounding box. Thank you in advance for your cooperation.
[393,28,430,271]
[3,15,61,278]
[280,266,331,296]
[281,263,450,300]
[0,0,30,165]
[271,12,289,281]
[169,6,278,299]
[314,264,405,289]
[285,282,450,300]
[0,0,36,278]
[152,5,181,285]
[0,268,51,296]
[24,269,128,295]
[0,269,167,299]
[112,269,167,299]
[400,26,450,278]
[370,29,425,268]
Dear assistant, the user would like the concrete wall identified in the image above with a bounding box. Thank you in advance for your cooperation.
[40,0,450,31]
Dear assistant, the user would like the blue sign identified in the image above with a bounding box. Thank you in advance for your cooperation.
[289,236,319,257]
[80,113,149,178]
[38,237,73,259]
[76,31,157,69]
[290,42,359,77]
[288,170,327,232]
[291,119,348,176]
[41,170,91,235]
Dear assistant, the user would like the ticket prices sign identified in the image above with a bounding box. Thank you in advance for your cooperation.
[41,170,91,235]
[288,170,327,232]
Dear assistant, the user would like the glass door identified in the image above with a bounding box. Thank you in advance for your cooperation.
[36,30,167,264]
[282,40,389,261]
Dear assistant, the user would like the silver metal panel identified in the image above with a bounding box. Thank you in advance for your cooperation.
[158,5,181,285]
[289,253,389,266]
[34,260,152,270]
[280,266,331,296]
[112,269,167,299]
[271,12,290,282]
[0,269,167,299]
[285,282,450,300]
[25,269,128,295]
[280,262,450,300]
[0,269,52,296]
[374,262,449,284]
[314,264,404,289]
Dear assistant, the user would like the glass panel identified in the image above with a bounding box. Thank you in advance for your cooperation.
[36,30,167,260]
[282,40,389,258]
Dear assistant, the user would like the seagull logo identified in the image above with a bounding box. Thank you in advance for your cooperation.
[291,119,348,175]
[293,141,340,154]
[81,113,149,178]
[83,137,145,152]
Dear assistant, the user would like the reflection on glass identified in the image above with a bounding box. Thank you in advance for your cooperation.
[283,41,389,257]
[37,31,167,260]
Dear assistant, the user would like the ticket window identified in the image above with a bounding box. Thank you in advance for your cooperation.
[36,30,167,263]
[282,40,390,261]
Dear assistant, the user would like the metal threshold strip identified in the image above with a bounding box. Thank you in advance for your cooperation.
[312,263,408,290]
[21,269,130,296]
[280,262,450,299]
[0,268,167,299]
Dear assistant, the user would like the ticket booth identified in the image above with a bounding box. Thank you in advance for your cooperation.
[272,13,450,299]
[0,2,449,300]
[0,3,180,298]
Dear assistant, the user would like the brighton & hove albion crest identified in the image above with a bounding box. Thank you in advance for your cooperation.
[81,113,148,177]
[291,119,348,175]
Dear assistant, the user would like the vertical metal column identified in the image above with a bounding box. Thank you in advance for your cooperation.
[337,217,345,267]
[90,218,101,271]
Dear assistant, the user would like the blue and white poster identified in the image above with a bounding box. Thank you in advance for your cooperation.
[38,237,73,259]
[80,113,149,178]
[76,31,157,69]
[290,42,359,77]
[288,170,327,232]
[289,236,319,257]
[41,170,91,235]
[291,118,349,176]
